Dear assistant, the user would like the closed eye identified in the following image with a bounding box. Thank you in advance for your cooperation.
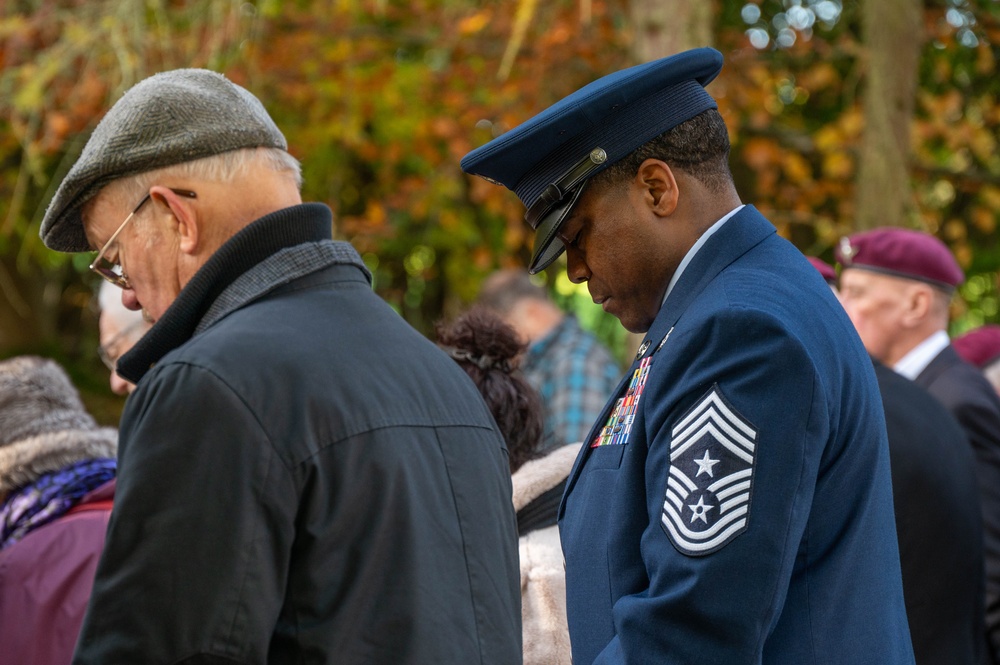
[559,225,582,249]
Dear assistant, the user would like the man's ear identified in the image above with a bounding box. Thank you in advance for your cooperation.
[901,283,933,327]
[635,158,679,217]
[149,186,199,254]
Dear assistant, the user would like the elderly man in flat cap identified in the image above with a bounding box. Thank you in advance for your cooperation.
[837,227,1000,663]
[462,47,913,664]
[40,70,521,664]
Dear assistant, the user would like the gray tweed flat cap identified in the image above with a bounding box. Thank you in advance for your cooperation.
[40,68,288,253]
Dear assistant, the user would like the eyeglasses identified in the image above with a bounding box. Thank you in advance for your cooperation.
[98,319,149,371]
[89,188,197,288]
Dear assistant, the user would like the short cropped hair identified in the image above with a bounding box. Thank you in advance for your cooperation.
[595,108,733,194]
[477,268,550,315]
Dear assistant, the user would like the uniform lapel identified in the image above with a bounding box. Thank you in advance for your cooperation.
[913,344,957,390]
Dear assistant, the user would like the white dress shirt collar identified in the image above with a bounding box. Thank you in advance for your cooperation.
[662,205,745,305]
[893,329,951,380]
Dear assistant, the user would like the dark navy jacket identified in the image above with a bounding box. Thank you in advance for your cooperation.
[559,206,914,664]
[915,344,1000,663]
[875,361,985,665]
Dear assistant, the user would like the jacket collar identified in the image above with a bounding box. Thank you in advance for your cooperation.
[913,343,961,388]
[637,205,774,363]
[117,203,365,383]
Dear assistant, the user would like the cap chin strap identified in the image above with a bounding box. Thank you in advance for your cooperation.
[524,147,607,230]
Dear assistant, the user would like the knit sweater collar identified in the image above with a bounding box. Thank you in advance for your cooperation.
[117,203,362,384]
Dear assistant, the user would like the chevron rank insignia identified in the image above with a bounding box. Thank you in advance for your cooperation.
[661,384,757,556]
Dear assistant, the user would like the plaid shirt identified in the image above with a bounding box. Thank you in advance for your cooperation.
[522,316,622,452]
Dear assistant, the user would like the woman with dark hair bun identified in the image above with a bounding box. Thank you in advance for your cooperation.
[437,306,576,665]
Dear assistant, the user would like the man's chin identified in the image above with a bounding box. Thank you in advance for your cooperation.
[616,309,654,335]
[622,321,652,335]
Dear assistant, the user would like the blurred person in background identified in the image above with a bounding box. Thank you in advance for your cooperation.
[437,306,574,665]
[810,255,987,665]
[837,228,1000,663]
[97,280,151,395]
[0,356,117,665]
[478,268,620,452]
[954,324,1000,397]
[805,255,838,290]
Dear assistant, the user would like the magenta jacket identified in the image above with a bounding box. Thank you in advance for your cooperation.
[0,479,114,665]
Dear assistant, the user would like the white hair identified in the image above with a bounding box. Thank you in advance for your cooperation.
[103,147,302,210]
[98,281,148,344]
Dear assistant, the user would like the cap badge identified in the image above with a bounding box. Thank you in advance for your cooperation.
[838,236,856,263]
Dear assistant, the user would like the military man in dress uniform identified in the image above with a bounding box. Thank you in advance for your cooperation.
[836,228,1000,663]
[462,47,914,664]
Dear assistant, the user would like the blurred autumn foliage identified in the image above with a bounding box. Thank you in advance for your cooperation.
[1,0,1000,420]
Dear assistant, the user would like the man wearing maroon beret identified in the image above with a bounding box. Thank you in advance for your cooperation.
[806,256,838,286]
[807,252,986,665]
[837,227,1000,663]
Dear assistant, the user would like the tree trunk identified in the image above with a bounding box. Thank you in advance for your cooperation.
[622,0,715,357]
[629,0,714,62]
[854,0,923,230]
[0,255,51,352]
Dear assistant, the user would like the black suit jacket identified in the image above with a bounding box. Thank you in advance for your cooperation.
[915,344,1000,663]
[877,361,985,665]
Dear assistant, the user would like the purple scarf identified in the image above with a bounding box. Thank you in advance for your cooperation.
[0,457,116,550]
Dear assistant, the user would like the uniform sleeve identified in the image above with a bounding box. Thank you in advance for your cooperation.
[73,363,298,665]
[596,309,830,663]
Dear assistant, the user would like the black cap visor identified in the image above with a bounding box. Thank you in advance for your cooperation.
[524,147,606,274]
[528,184,587,274]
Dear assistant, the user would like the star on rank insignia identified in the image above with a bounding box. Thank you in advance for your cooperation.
[661,384,757,556]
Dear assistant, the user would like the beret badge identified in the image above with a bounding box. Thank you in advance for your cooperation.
[838,236,856,263]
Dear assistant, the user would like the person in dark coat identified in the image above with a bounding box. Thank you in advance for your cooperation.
[837,228,1000,663]
[436,306,574,665]
[809,255,987,664]
[876,361,986,665]
[38,69,521,664]
[0,356,117,665]
[462,47,913,664]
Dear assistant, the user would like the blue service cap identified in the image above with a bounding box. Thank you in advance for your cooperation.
[461,47,723,273]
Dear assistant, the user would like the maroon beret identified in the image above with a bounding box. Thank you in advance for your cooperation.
[806,256,837,285]
[834,227,964,290]
[954,325,1000,369]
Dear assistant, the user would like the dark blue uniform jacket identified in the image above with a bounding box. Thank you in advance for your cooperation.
[559,206,915,664]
